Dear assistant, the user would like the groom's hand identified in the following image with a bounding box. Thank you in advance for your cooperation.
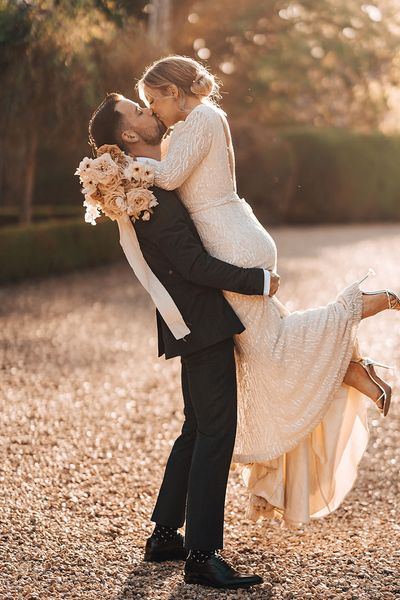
[269,271,280,296]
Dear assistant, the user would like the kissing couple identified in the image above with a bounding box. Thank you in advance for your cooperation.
[82,55,399,590]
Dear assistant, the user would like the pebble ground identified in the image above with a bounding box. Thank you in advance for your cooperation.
[1,223,399,600]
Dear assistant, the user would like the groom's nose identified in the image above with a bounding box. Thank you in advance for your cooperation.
[143,107,154,116]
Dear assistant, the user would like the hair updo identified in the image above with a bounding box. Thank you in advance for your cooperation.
[190,69,216,97]
[137,55,220,106]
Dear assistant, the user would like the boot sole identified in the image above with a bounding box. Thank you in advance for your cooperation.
[144,549,188,562]
[184,574,262,589]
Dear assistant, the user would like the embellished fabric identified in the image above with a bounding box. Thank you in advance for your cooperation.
[188,549,218,563]
[145,103,370,526]
[152,523,178,542]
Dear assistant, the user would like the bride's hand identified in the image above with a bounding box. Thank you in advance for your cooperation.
[269,271,280,296]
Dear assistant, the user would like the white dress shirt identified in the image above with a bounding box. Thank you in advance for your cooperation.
[263,269,271,295]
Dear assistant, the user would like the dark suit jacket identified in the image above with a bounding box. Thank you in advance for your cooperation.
[133,187,264,359]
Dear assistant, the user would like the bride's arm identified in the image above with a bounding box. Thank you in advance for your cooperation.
[160,134,171,160]
[139,109,214,190]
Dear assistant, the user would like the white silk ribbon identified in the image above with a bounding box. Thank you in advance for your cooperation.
[116,216,191,340]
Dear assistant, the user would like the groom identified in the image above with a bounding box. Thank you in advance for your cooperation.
[89,93,279,590]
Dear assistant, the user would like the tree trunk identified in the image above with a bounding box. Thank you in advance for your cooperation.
[0,137,5,207]
[149,0,171,50]
[20,128,38,225]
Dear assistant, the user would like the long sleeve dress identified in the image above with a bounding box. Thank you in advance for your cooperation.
[140,102,370,527]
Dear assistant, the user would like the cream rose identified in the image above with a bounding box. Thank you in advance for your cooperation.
[126,188,158,221]
[76,145,158,225]
[101,186,127,220]
[96,144,125,162]
[91,153,119,184]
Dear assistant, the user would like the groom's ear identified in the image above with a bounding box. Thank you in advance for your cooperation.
[121,129,139,144]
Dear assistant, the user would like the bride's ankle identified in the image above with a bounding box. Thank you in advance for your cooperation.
[346,361,391,410]
[345,361,382,400]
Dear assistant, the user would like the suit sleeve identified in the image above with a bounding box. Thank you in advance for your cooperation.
[146,193,265,295]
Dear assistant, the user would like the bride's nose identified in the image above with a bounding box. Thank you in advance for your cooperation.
[144,107,154,116]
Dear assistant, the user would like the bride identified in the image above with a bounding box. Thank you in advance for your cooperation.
[136,55,399,526]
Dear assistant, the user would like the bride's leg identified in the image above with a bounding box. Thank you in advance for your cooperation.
[351,293,396,411]
[344,362,382,402]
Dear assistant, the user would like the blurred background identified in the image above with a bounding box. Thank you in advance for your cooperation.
[1,0,400,281]
[3,5,400,596]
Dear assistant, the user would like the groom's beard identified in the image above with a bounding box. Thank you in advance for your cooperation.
[139,118,167,146]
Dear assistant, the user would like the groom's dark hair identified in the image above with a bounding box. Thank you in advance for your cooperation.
[88,92,125,155]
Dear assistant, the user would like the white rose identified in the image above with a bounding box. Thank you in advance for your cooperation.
[82,180,97,196]
[75,157,93,176]
[79,166,99,180]
[138,164,154,187]
[123,162,143,183]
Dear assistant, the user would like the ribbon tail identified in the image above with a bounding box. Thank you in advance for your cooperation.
[116,217,191,340]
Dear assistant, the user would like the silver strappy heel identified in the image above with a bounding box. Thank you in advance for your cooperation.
[350,357,393,417]
[362,289,400,310]
[359,268,400,310]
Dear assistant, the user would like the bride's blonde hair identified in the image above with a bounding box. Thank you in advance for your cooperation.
[137,55,220,109]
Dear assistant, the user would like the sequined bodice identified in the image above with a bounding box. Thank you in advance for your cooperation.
[147,103,277,271]
[163,104,237,214]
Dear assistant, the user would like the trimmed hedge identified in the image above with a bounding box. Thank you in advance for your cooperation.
[0,204,83,226]
[233,123,296,224]
[233,125,400,224]
[0,218,122,283]
[281,128,400,223]
[2,127,400,283]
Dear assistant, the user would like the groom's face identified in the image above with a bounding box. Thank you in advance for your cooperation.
[115,98,166,146]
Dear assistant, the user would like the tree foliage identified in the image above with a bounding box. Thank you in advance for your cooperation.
[0,0,145,220]
[172,0,400,128]
[1,0,400,219]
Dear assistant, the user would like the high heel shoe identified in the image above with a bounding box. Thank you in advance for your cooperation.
[350,357,393,417]
[362,289,400,310]
[358,268,400,310]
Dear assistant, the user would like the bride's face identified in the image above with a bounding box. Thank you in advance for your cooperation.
[143,84,183,128]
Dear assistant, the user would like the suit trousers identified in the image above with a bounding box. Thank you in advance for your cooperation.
[151,337,237,550]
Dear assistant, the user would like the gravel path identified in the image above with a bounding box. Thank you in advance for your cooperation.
[1,224,400,600]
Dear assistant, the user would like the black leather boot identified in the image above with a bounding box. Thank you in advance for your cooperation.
[184,552,263,589]
[144,533,189,562]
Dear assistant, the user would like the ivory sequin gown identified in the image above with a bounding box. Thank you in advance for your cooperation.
[143,103,370,526]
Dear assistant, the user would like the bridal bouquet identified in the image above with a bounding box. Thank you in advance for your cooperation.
[75,144,157,225]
